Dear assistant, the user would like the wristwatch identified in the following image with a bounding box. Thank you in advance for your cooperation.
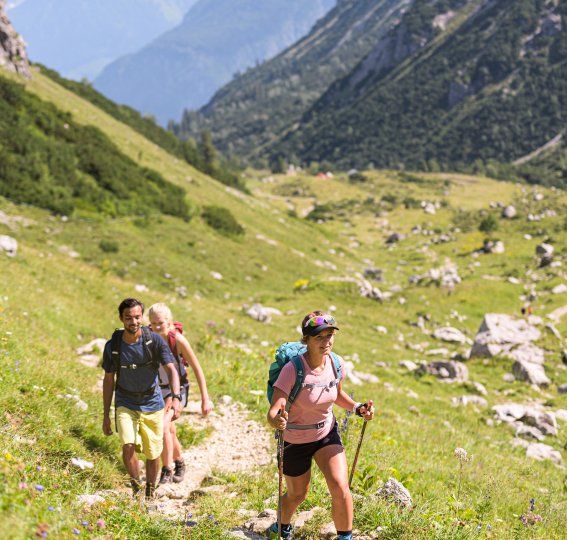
[172,393,183,402]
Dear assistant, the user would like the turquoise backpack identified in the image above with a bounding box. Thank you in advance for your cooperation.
[267,342,342,420]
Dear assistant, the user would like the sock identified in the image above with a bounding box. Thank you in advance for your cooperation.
[271,523,292,536]
[337,530,352,540]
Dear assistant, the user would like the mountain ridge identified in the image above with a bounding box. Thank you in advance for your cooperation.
[94,0,335,125]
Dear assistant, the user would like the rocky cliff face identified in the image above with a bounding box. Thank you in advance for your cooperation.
[0,0,30,78]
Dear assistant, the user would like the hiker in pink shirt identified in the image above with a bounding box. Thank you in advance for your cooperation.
[266,311,374,540]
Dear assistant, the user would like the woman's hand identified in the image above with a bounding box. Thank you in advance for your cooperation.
[201,397,213,416]
[356,399,375,421]
[272,408,288,431]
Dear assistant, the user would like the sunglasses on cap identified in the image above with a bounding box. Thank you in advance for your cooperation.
[304,315,336,328]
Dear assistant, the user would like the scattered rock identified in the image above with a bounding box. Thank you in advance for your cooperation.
[245,304,282,323]
[470,314,541,359]
[501,205,517,219]
[535,243,554,256]
[0,235,17,257]
[552,284,567,294]
[76,494,105,506]
[512,360,550,387]
[399,360,418,371]
[364,268,383,282]
[416,361,469,383]
[374,478,413,509]
[515,425,545,442]
[525,443,563,465]
[433,327,471,345]
[451,395,488,408]
[558,383,567,394]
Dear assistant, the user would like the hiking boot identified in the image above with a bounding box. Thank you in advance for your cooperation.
[265,522,293,539]
[145,482,156,499]
[130,477,143,496]
[173,459,186,483]
[159,466,173,485]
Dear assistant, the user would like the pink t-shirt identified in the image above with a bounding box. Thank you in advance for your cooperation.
[274,354,345,444]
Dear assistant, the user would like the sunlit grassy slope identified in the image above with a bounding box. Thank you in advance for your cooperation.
[0,68,566,539]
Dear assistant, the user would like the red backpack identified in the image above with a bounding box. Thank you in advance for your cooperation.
[166,321,189,385]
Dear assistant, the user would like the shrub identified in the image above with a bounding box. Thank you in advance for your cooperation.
[479,214,499,234]
[201,205,244,236]
[99,240,119,253]
[348,172,368,183]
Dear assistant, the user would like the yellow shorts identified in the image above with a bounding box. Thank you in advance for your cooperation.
[116,407,164,460]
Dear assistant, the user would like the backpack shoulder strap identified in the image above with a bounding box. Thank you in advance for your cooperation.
[286,355,306,410]
[111,329,123,379]
[141,326,159,369]
[330,351,342,381]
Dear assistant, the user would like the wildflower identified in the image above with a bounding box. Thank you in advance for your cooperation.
[47,506,54,512]
[19,481,28,489]
[208,515,214,520]
[72,528,80,535]
[96,520,105,529]
[35,485,45,492]
[454,447,472,463]
[187,513,193,518]
[4,452,13,461]
[81,520,88,526]
[36,466,41,471]
[486,525,491,530]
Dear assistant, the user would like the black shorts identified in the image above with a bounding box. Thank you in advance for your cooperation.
[281,419,344,477]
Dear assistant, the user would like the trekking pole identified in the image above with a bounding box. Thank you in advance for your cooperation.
[348,405,369,489]
[277,403,285,539]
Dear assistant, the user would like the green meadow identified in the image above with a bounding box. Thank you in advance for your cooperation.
[0,68,565,539]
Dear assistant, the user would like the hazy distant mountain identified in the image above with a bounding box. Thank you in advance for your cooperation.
[176,0,411,160]
[7,0,199,80]
[93,0,336,125]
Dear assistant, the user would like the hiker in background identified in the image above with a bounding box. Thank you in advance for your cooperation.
[102,298,182,499]
[148,303,213,485]
[266,311,374,540]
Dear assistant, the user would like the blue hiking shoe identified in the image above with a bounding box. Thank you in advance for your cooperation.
[265,522,294,539]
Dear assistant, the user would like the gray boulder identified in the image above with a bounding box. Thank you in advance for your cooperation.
[501,205,517,219]
[470,314,541,359]
[417,361,468,382]
[0,235,17,257]
[512,360,550,387]
[525,443,563,465]
[535,243,554,256]
[433,327,471,344]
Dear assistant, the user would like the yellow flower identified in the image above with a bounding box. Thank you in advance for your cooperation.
[4,452,13,461]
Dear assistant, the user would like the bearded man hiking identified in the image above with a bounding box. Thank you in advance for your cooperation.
[102,298,182,499]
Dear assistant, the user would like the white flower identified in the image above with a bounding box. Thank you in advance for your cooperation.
[454,447,472,462]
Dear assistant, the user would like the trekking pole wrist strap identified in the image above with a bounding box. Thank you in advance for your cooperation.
[354,403,367,417]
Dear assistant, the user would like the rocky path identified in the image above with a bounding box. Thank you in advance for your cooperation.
[151,396,273,521]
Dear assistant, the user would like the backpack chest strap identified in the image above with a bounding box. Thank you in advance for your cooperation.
[302,378,340,391]
[120,362,153,370]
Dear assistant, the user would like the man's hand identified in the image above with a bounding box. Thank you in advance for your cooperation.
[102,416,113,436]
[171,398,183,420]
